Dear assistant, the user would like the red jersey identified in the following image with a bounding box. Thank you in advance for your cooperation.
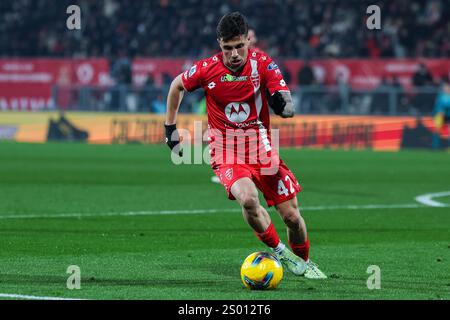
[181,49,289,167]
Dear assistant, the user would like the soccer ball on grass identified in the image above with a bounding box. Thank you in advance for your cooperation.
[240,251,283,290]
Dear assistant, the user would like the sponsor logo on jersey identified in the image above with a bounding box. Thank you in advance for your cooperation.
[207,82,216,89]
[267,62,279,70]
[224,119,259,129]
[188,65,197,77]
[221,74,248,82]
[225,102,251,123]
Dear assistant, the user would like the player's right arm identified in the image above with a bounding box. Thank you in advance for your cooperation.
[165,74,185,125]
[164,74,185,156]
[164,62,203,156]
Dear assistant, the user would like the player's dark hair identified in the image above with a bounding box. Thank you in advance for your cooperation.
[216,12,249,42]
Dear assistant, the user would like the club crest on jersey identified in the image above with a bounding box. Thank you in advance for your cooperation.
[225,102,250,123]
[251,74,260,88]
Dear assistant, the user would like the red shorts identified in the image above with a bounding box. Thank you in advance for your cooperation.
[212,159,302,207]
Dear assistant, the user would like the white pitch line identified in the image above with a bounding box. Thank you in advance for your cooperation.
[415,191,450,207]
[0,293,84,300]
[0,203,432,220]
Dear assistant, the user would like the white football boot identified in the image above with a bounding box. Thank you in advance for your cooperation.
[271,243,308,276]
[304,260,327,279]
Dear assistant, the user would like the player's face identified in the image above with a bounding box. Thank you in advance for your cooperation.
[218,35,249,71]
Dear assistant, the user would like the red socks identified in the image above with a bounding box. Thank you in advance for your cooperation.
[255,223,310,262]
[254,222,280,248]
[289,239,310,262]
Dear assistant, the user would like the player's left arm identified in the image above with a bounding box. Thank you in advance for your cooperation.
[263,58,294,118]
[268,90,294,118]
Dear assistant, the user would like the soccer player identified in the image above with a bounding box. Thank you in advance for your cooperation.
[164,12,326,279]
[211,27,260,184]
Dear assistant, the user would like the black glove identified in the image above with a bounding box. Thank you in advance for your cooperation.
[164,124,183,157]
[267,90,286,116]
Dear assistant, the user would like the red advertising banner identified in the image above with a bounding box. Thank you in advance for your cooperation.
[0,59,110,110]
[283,59,450,88]
[1,58,449,110]
[132,57,194,86]
[132,57,450,89]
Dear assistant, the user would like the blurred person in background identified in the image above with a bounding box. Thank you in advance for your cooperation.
[151,94,166,114]
[297,61,317,113]
[432,82,450,149]
[412,63,434,87]
[412,63,436,114]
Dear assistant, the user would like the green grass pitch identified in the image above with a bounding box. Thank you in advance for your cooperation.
[0,142,448,300]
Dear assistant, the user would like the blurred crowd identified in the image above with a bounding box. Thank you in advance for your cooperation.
[1,0,449,58]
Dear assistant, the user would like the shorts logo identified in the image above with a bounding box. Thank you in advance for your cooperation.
[225,102,250,123]
[225,168,233,180]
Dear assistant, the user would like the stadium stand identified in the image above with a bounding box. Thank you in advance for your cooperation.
[1,0,449,58]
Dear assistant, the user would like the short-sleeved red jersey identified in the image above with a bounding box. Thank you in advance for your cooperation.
[181,49,289,166]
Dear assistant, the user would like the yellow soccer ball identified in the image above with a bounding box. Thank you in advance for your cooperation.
[240,251,283,290]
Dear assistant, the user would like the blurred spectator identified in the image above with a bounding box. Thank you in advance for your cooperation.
[391,76,408,113]
[411,63,436,113]
[111,51,132,85]
[145,73,155,86]
[1,0,449,59]
[297,62,315,86]
[161,72,173,87]
[140,73,158,111]
[151,94,166,114]
[412,63,434,87]
[371,77,391,114]
[432,82,450,149]
[248,29,259,51]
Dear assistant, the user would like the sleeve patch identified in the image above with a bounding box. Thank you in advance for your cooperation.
[188,65,197,77]
[268,62,279,70]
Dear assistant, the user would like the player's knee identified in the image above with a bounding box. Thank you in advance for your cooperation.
[282,210,301,229]
[239,192,259,211]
